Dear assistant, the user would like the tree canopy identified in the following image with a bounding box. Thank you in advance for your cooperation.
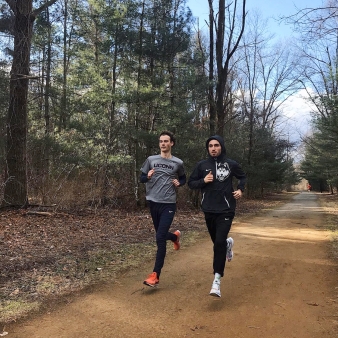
[0,0,307,208]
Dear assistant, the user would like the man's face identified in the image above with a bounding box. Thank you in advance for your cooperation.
[159,135,173,153]
[208,140,221,157]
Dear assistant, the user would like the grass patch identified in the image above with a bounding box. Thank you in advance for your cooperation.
[0,300,40,323]
[317,194,338,260]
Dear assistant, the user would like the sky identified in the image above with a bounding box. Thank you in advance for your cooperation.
[186,0,325,151]
[186,0,325,37]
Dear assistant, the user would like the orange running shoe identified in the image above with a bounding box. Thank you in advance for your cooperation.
[143,272,159,287]
[173,230,181,250]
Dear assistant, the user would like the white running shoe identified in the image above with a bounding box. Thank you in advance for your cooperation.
[210,281,221,297]
[226,237,234,262]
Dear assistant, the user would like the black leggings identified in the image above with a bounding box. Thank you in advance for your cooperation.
[148,201,177,277]
[204,212,233,277]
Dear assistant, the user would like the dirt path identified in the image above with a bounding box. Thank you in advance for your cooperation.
[7,192,338,337]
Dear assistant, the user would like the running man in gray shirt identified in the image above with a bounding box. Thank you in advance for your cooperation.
[140,131,186,287]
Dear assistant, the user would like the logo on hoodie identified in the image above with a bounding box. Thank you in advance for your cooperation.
[216,162,230,182]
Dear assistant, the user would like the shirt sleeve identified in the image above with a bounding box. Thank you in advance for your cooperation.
[140,158,151,174]
[140,172,148,183]
[188,163,207,189]
[233,162,246,191]
[178,174,186,186]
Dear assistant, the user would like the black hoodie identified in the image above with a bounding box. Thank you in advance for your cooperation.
[188,135,246,215]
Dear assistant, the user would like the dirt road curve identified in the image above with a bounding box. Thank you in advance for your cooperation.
[8,192,338,337]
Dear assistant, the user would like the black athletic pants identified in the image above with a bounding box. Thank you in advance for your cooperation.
[204,212,233,277]
[148,201,177,277]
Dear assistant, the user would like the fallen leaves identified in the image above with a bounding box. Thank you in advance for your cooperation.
[0,194,294,323]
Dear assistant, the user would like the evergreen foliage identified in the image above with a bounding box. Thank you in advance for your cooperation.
[0,0,301,208]
[301,96,338,193]
[293,4,338,193]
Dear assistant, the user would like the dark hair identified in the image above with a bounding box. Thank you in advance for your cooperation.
[159,130,176,146]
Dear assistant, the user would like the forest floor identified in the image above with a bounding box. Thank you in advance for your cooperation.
[0,191,337,337]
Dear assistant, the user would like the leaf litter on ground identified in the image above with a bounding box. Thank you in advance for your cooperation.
[2,192,333,325]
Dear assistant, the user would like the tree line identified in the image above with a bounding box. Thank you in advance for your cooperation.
[293,2,338,193]
[1,0,333,209]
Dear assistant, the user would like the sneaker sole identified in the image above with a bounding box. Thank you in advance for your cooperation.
[209,291,221,298]
[143,281,159,288]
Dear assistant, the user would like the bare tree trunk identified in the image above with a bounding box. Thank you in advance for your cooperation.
[101,19,120,206]
[208,0,215,135]
[210,0,246,136]
[133,0,146,207]
[215,0,226,136]
[3,2,33,207]
[59,0,69,131]
[2,0,59,208]
[42,6,52,204]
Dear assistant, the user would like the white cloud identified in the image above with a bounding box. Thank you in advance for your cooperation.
[278,89,317,143]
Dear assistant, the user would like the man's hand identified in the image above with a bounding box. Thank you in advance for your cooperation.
[147,169,155,179]
[172,179,180,187]
[204,171,213,183]
[233,189,242,199]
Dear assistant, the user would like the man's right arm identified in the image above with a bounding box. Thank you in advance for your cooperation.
[188,164,207,189]
[140,157,151,183]
[140,172,148,183]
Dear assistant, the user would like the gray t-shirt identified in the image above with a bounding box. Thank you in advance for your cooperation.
[140,155,185,203]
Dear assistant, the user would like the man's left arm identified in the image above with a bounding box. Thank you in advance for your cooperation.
[233,162,246,198]
[173,159,187,188]
[173,161,186,187]
[178,174,186,186]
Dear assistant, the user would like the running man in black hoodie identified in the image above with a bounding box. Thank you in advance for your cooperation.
[188,135,246,297]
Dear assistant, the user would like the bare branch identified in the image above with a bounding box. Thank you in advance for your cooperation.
[10,74,39,80]
[32,0,59,18]
[4,0,16,14]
